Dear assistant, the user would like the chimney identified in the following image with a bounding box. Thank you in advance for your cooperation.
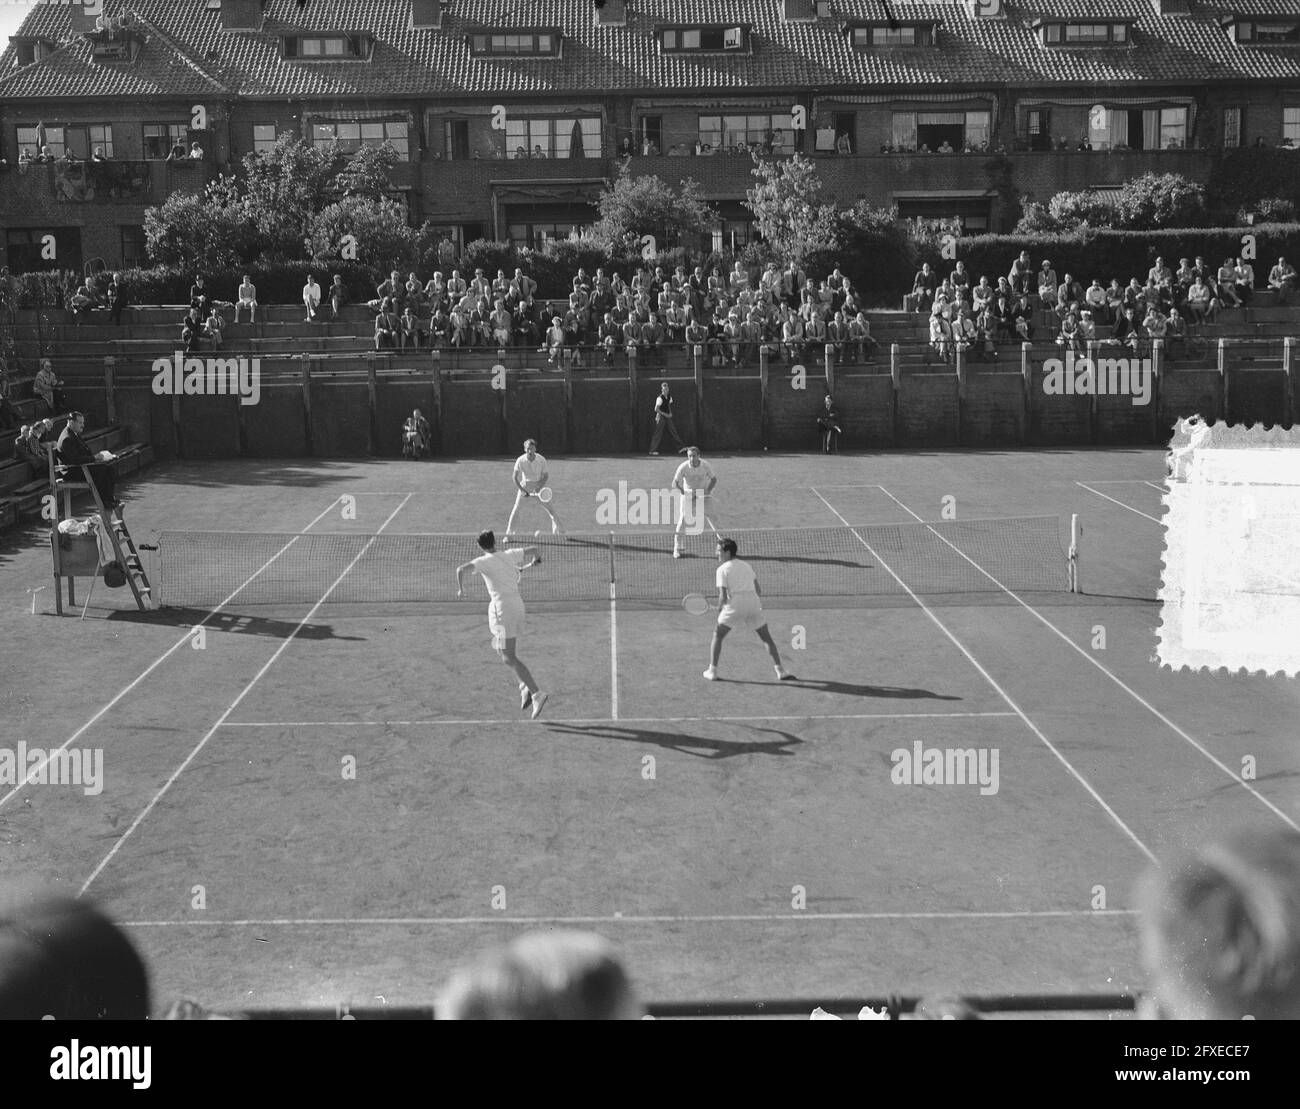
[412,0,446,29]
[220,0,264,32]
[70,1,103,34]
[781,0,816,21]
[967,0,1006,17]
[595,0,627,26]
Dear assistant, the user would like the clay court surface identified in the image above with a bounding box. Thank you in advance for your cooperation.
[1,448,1296,1013]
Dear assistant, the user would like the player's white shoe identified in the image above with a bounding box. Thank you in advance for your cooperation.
[702,666,718,681]
[520,684,532,710]
[775,667,797,681]
[530,691,549,719]
[672,547,682,559]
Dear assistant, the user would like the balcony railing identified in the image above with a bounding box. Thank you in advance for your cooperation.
[0,159,214,214]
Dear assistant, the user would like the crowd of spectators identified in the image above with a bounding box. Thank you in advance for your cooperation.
[913,249,1298,362]
[337,260,880,366]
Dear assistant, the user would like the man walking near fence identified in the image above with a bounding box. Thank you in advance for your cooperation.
[648,381,684,456]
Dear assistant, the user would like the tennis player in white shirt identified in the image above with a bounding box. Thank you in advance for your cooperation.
[455,529,549,718]
[703,536,796,682]
[505,438,564,537]
[671,446,719,558]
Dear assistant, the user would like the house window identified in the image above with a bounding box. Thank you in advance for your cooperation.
[851,25,932,48]
[88,125,114,158]
[891,111,990,152]
[443,119,470,160]
[1027,108,1052,151]
[285,35,366,59]
[143,123,188,159]
[697,113,795,155]
[470,32,559,56]
[1222,107,1242,148]
[252,125,278,154]
[504,117,601,159]
[1285,107,1300,145]
[660,26,747,52]
[1254,22,1300,43]
[312,120,409,160]
[1044,22,1129,45]
[120,226,146,269]
[16,125,65,158]
[1160,107,1188,149]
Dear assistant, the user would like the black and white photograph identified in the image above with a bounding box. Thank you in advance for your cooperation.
[0,0,1297,1077]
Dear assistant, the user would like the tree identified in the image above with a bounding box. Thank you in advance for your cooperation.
[305,196,423,271]
[744,154,840,270]
[143,174,252,270]
[590,163,716,253]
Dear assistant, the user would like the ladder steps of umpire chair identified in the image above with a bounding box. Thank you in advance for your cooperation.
[45,443,151,615]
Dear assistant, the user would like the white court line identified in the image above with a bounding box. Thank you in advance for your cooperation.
[1076,479,1164,485]
[118,908,1137,928]
[79,495,415,895]
[1075,481,1162,524]
[0,495,347,814]
[813,487,1156,863]
[875,485,1300,836]
[219,712,1019,728]
[1142,481,1166,492]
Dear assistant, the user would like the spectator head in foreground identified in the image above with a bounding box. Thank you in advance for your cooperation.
[437,929,642,1019]
[0,886,150,1019]
[1137,828,1300,1019]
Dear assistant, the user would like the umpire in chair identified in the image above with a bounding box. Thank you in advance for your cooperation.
[56,411,121,509]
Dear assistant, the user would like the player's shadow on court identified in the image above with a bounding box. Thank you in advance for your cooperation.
[106,607,365,641]
[544,723,803,760]
[719,678,961,701]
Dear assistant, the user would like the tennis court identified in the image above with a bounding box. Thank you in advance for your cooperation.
[2,448,1297,1014]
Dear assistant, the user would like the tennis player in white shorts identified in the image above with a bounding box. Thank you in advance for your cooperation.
[505,438,564,537]
[455,529,549,718]
[703,536,796,682]
[671,446,719,558]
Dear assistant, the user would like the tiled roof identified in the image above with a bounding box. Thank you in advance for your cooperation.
[2,0,1300,101]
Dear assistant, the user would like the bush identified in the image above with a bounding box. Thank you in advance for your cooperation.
[1208,149,1300,219]
[834,202,916,307]
[6,269,80,309]
[305,196,424,274]
[1113,172,1207,231]
[460,240,518,282]
[1240,197,1298,224]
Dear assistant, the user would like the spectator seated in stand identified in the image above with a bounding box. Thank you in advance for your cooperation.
[180,306,204,353]
[1164,307,1188,359]
[189,274,210,316]
[399,305,424,350]
[1185,276,1217,324]
[203,305,224,349]
[69,281,97,321]
[107,272,128,325]
[374,298,399,350]
[234,275,257,323]
[1216,258,1242,308]
[1268,256,1297,304]
[303,273,322,322]
[33,358,67,414]
[1112,304,1142,352]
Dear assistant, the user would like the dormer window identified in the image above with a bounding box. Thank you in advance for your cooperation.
[660,25,750,53]
[469,30,562,56]
[1039,21,1132,46]
[283,34,371,59]
[1229,20,1300,44]
[12,37,56,67]
[849,24,937,48]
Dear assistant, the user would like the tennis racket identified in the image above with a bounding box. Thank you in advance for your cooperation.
[682,593,718,616]
[534,486,553,503]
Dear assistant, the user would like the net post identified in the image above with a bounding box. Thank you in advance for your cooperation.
[1150,338,1163,444]
[1217,337,1228,423]
[1020,342,1032,447]
[1285,336,1296,427]
[759,343,769,448]
[824,342,834,396]
[1069,513,1081,593]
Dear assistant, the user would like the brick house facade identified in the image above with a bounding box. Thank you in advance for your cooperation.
[2,0,1300,271]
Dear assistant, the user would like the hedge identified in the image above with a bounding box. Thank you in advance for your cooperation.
[914,224,1300,291]
[1206,149,1300,218]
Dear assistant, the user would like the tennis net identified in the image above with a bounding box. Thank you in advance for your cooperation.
[154,517,1076,607]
